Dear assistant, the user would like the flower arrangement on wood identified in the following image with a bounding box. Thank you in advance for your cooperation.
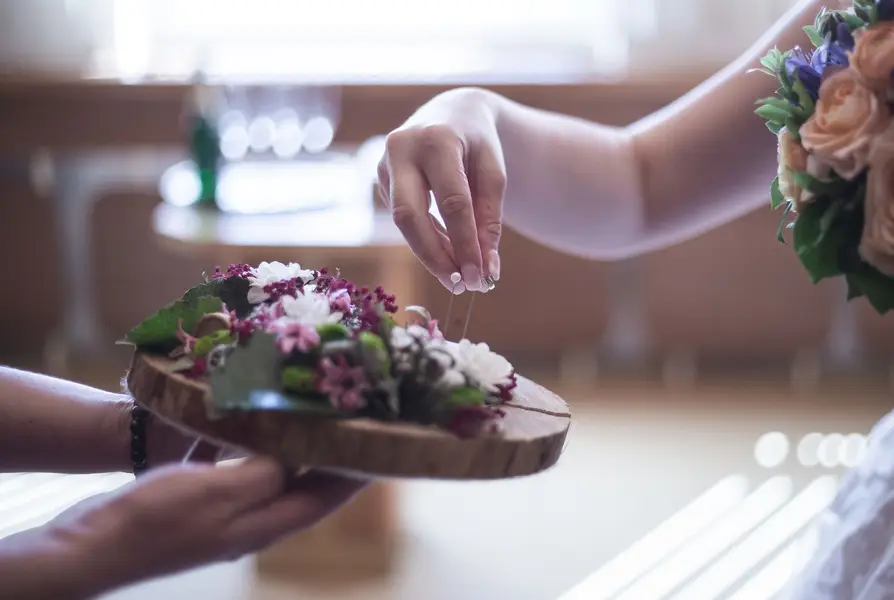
[122,262,517,438]
[755,0,894,313]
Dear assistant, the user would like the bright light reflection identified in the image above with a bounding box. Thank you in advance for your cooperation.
[558,476,749,600]
[754,432,789,468]
[615,476,793,600]
[671,476,837,600]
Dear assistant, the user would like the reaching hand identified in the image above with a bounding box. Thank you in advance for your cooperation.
[4,458,366,598]
[377,88,506,293]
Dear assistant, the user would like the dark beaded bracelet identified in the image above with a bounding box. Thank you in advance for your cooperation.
[130,405,150,476]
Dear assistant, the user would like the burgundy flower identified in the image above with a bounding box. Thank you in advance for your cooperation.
[317,356,369,411]
[446,405,503,438]
[270,319,321,354]
[495,372,518,403]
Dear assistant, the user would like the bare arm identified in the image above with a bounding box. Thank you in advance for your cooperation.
[0,367,193,473]
[492,0,826,260]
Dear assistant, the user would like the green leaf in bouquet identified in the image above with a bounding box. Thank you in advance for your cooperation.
[123,295,224,350]
[358,331,392,379]
[210,332,343,416]
[755,103,792,124]
[793,199,845,283]
[792,78,815,115]
[803,25,825,47]
[194,329,234,357]
[785,118,802,140]
[179,276,252,318]
[852,5,873,25]
[846,264,894,314]
[317,322,351,343]
[759,48,785,73]
[766,121,784,135]
[792,172,851,197]
[281,365,317,393]
[770,177,786,210]
[446,386,487,408]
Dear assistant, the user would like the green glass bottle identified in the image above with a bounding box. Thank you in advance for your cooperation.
[187,80,222,210]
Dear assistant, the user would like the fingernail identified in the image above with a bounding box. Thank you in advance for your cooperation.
[461,265,481,291]
[487,250,501,281]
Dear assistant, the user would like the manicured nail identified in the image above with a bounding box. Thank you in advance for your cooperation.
[461,265,481,291]
[487,250,501,281]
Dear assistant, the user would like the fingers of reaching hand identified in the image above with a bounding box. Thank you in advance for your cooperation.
[226,470,368,553]
[417,131,483,292]
[386,131,462,289]
[471,146,507,281]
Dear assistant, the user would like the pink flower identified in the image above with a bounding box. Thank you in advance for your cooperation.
[329,290,353,314]
[317,356,369,411]
[270,319,321,354]
[427,319,444,340]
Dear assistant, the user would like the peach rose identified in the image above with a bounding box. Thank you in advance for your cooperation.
[777,128,832,212]
[850,22,894,92]
[800,68,889,180]
[860,124,894,276]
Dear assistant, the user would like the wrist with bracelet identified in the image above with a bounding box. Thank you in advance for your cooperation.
[129,404,151,477]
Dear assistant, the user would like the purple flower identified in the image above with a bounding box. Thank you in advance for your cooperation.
[270,319,320,354]
[318,356,369,411]
[811,40,849,73]
[329,290,353,315]
[785,48,822,101]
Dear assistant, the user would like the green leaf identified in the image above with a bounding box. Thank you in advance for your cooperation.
[755,103,792,124]
[847,264,894,313]
[770,177,786,210]
[792,199,845,283]
[194,330,233,357]
[124,295,224,350]
[759,48,784,72]
[792,78,815,115]
[766,121,784,135]
[446,386,487,408]
[851,6,872,25]
[179,276,252,318]
[846,273,865,301]
[316,322,350,343]
[803,25,825,47]
[792,172,851,196]
[210,332,343,416]
[358,331,391,378]
[777,203,793,243]
[281,365,317,393]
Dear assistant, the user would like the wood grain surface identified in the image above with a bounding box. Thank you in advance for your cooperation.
[126,351,571,479]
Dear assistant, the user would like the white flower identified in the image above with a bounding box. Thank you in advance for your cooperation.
[279,292,343,327]
[453,340,514,394]
[389,324,431,351]
[247,261,315,304]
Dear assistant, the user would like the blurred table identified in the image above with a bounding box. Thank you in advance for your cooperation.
[153,202,418,580]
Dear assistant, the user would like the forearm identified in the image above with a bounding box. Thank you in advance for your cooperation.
[0,531,101,600]
[490,0,825,260]
[0,367,196,474]
[0,367,134,473]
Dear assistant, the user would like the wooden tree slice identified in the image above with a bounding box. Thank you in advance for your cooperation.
[127,351,571,479]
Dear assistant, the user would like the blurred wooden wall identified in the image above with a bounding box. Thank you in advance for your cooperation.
[1,79,891,374]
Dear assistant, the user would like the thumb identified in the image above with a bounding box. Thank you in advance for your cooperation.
[472,144,506,282]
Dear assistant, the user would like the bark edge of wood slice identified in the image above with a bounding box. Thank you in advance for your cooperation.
[126,351,571,480]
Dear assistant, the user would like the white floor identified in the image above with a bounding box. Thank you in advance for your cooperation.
[2,382,888,600]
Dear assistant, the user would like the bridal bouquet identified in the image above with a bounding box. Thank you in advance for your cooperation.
[756,0,894,313]
[123,261,517,438]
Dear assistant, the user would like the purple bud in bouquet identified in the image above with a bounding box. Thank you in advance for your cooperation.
[833,22,856,51]
[878,0,894,22]
[785,48,821,100]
